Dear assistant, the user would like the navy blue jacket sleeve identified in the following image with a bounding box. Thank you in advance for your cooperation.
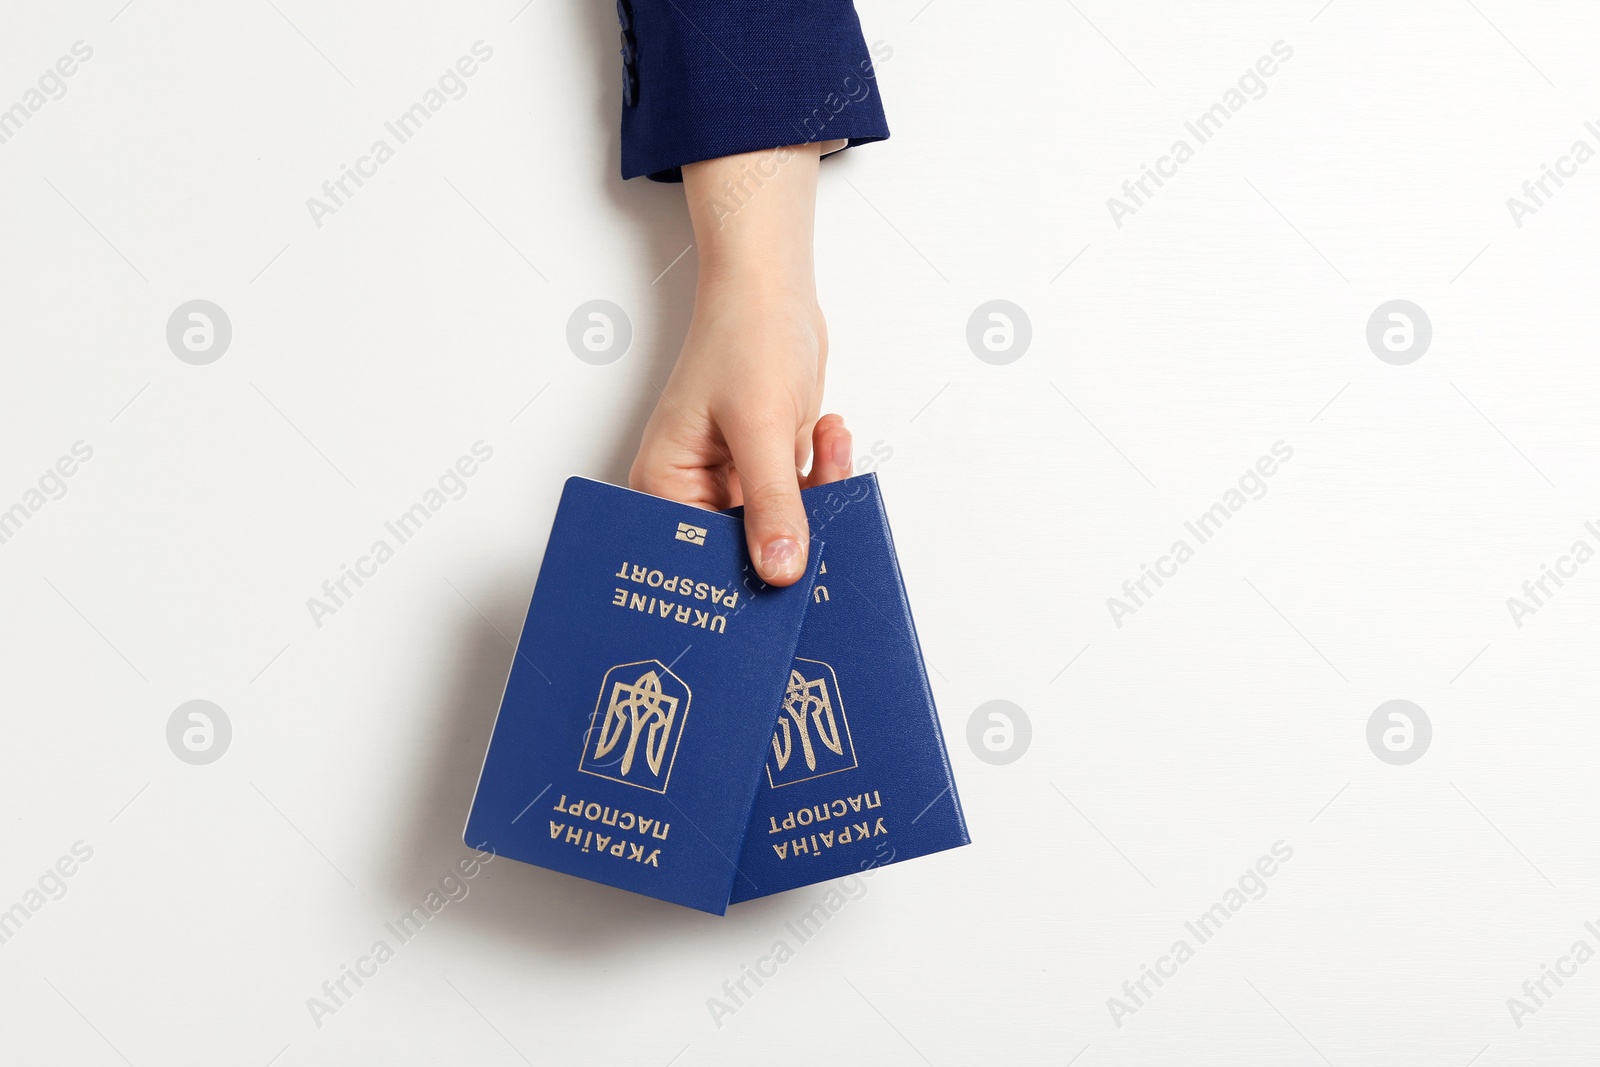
[616,0,890,183]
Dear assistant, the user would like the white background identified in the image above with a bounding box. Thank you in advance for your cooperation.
[2,0,1599,1064]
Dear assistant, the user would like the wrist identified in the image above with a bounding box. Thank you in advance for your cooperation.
[683,144,820,291]
[693,256,816,312]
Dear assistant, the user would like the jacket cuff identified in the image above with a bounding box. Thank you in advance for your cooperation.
[617,0,890,183]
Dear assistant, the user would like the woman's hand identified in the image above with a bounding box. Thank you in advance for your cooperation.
[630,143,853,585]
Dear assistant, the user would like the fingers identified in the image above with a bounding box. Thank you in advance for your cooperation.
[721,415,810,586]
[629,459,731,514]
[629,407,737,511]
[803,413,852,488]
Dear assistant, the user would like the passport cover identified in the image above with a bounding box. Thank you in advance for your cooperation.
[726,473,969,903]
[465,476,823,915]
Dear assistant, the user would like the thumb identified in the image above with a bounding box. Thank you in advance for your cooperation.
[723,416,809,586]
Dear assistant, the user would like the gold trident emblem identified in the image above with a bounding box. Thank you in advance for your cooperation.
[594,669,679,778]
[772,669,845,772]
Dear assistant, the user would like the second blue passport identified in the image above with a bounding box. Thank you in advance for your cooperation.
[728,473,970,903]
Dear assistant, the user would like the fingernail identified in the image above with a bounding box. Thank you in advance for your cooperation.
[761,537,804,580]
[831,432,853,472]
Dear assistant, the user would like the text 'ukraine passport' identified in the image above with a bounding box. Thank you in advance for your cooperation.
[728,473,969,904]
[465,477,822,915]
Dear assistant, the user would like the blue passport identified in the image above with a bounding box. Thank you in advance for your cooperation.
[464,477,823,914]
[727,473,970,904]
